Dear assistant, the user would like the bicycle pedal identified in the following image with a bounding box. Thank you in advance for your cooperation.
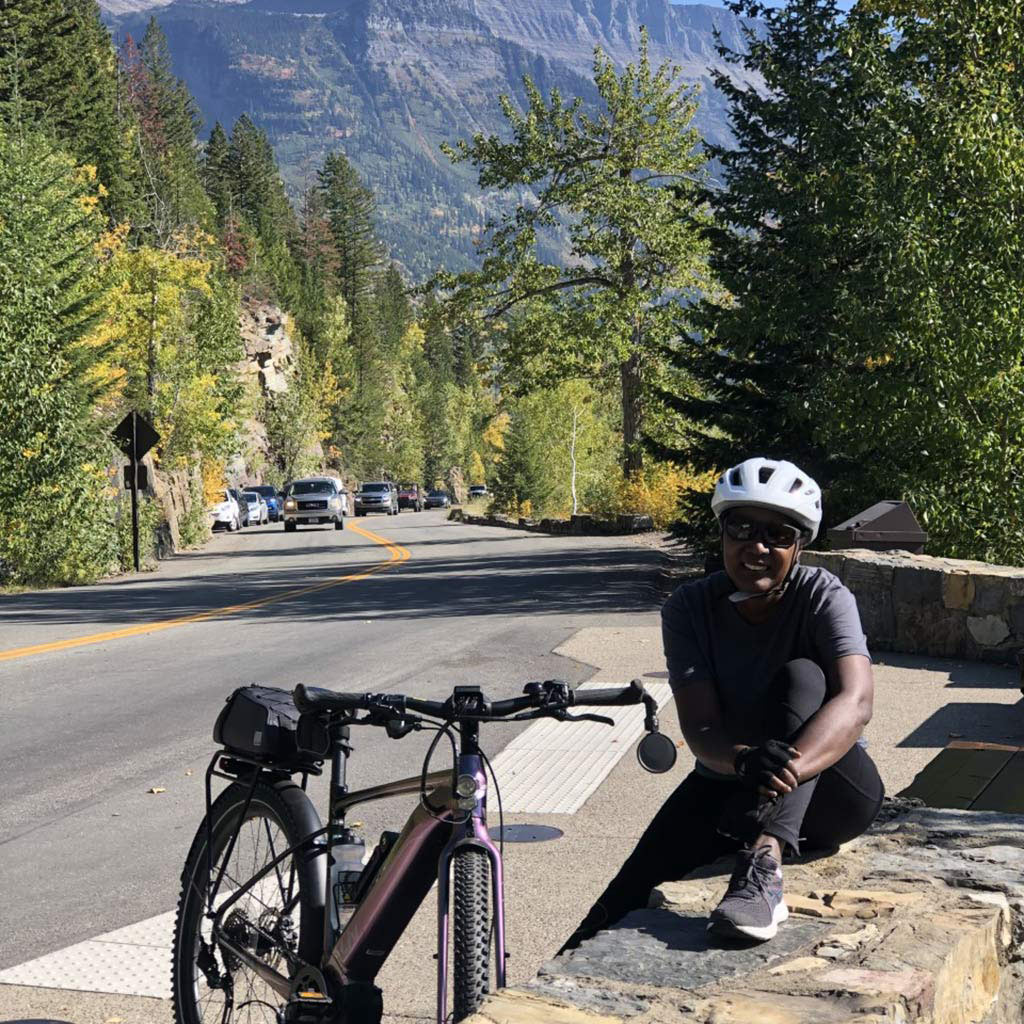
[290,989,333,1006]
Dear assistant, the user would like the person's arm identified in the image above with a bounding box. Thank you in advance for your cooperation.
[786,653,874,780]
[674,680,801,796]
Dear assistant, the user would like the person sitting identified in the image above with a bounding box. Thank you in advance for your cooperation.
[562,456,884,946]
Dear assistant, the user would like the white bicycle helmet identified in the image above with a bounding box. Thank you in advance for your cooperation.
[711,458,822,541]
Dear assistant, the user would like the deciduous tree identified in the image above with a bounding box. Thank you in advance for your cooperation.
[434,31,712,474]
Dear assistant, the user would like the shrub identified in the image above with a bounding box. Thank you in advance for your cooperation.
[594,463,717,530]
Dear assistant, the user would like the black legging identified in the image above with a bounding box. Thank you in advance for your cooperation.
[563,659,884,947]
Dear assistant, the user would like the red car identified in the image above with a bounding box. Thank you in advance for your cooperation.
[397,483,422,512]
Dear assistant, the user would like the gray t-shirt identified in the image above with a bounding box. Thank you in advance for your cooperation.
[662,564,870,777]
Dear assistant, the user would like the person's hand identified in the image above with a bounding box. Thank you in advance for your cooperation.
[734,740,801,798]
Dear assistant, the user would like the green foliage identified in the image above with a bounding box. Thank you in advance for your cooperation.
[0,0,140,220]
[114,490,164,571]
[434,30,712,474]
[0,128,117,584]
[120,20,213,237]
[490,383,619,519]
[263,330,335,483]
[679,0,1024,563]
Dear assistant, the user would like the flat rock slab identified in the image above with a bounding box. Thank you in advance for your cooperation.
[465,801,1024,1023]
[539,910,832,990]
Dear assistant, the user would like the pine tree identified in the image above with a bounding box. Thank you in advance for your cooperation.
[202,120,232,224]
[121,18,212,235]
[665,0,870,545]
[317,151,382,324]
[140,17,199,154]
[373,263,411,356]
[0,0,139,219]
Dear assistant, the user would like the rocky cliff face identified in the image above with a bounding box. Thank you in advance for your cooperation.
[140,297,295,558]
[101,0,756,276]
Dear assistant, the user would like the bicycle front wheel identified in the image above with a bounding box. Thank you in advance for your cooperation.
[452,846,492,1022]
[172,779,324,1024]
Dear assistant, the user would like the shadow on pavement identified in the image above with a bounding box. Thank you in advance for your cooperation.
[875,651,1018,689]
[0,546,664,630]
[897,700,1024,747]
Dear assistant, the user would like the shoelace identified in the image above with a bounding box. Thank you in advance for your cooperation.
[727,851,777,902]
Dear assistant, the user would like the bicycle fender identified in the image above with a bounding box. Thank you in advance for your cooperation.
[272,778,328,966]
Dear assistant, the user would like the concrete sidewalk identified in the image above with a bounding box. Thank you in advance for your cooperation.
[1,626,1019,1024]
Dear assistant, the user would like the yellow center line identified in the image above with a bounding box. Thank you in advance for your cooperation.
[0,522,411,664]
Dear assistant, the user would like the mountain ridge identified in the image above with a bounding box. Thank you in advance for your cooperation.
[100,0,755,276]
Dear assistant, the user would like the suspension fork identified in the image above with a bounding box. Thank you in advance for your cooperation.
[436,720,507,1023]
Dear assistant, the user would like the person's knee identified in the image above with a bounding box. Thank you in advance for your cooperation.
[775,658,827,728]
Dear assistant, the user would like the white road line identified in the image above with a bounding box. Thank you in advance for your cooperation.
[1,678,672,998]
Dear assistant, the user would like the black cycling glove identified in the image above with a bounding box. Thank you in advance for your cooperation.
[734,739,798,790]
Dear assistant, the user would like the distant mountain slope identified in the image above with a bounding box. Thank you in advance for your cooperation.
[101,0,756,277]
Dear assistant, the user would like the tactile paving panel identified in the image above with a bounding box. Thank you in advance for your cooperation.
[490,681,672,813]
[0,911,175,998]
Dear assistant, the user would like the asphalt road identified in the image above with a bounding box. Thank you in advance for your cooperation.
[0,511,663,970]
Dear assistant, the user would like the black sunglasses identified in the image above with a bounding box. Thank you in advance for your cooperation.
[723,515,803,549]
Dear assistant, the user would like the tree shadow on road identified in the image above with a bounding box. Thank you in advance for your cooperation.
[0,545,665,630]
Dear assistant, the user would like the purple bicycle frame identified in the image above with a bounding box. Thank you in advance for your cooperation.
[323,754,506,1022]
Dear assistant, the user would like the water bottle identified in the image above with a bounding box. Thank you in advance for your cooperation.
[329,829,366,934]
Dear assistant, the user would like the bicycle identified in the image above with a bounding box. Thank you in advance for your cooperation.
[171,678,677,1024]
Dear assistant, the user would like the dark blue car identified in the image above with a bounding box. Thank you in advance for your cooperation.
[248,484,282,522]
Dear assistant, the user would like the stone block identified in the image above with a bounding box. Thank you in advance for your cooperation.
[967,615,1011,648]
[850,586,896,646]
[843,558,895,592]
[893,603,967,658]
[892,564,942,606]
[700,991,858,1023]
[973,579,1009,616]
[463,991,625,1024]
[942,571,975,610]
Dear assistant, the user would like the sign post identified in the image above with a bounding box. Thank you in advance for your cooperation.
[112,411,160,571]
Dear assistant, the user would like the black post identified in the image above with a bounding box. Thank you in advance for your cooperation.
[130,412,140,572]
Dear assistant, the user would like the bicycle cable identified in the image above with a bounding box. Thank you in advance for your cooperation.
[419,722,459,820]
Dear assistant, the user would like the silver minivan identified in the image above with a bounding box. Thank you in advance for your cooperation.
[282,476,348,532]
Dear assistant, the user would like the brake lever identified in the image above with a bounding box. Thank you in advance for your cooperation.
[560,711,615,727]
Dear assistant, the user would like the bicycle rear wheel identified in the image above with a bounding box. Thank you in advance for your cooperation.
[452,846,492,1022]
[172,779,324,1024]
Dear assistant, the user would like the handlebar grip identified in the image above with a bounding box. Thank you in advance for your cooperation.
[402,696,449,717]
[570,680,646,707]
[293,684,370,713]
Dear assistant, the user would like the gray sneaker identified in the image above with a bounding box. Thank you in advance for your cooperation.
[707,846,788,941]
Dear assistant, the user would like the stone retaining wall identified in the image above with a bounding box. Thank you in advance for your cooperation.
[450,508,654,536]
[466,802,1024,1024]
[801,548,1024,666]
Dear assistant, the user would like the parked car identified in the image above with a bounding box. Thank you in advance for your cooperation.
[469,485,488,499]
[424,489,451,509]
[354,481,399,516]
[397,482,422,512]
[209,490,241,532]
[281,477,347,532]
[248,484,282,522]
[243,490,269,525]
[228,487,251,527]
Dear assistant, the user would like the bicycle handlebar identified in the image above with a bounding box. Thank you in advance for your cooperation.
[292,678,647,722]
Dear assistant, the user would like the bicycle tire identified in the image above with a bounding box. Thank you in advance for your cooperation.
[172,779,324,1024]
[452,846,491,1022]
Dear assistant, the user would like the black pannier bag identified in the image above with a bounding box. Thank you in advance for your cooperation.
[214,685,305,763]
